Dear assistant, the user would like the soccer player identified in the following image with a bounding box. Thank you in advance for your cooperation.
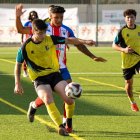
[21,10,38,77]
[15,4,107,133]
[14,18,96,136]
[43,5,54,23]
[112,9,140,112]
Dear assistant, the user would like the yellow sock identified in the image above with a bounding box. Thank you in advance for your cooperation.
[46,102,62,127]
[65,102,75,118]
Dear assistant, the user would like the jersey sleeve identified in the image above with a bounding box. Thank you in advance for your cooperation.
[68,28,75,37]
[50,35,66,45]
[113,29,127,48]
[24,21,30,27]
[62,25,75,38]
[16,48,24,63]
[114,30,122,45]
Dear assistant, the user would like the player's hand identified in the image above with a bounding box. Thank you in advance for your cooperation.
[123,46,134,54]
[85,40,96,46]
[14,83,24,95]
[15,4,26,17]
[93,57,107,62]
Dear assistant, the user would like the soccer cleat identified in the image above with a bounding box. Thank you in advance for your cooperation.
[27,102,37,122]
[65,126,72,133]
[58,125,69,136]
[131,103,139,112]
[65,118,73,133]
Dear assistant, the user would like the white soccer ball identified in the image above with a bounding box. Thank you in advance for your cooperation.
[65,82,82,99]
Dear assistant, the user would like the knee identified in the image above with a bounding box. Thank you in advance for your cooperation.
[38,94,53,105]
[125,80,132,86]
[125,80,133,89]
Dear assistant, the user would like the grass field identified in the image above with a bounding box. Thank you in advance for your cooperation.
[0,46,140,140]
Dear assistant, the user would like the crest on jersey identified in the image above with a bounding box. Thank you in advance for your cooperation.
[62,31,66,36]
[138,32,140,36]
[127,34,129,37]
[31,50,34,54]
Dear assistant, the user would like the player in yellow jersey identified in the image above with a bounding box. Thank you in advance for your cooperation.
[14,16,95,137]
[112,9,140,112]
[15,3,107,133]
[21,10,39,77]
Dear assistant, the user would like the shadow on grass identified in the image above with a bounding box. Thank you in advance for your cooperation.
[0,72,133,116]
[77,130,140,139]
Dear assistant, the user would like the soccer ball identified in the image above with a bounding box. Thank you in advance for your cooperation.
[65,82,82,99]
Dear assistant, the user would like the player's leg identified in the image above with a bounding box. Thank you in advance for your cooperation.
[27,97,44,122]
[60,68,72,126]
[35,83,68,136]
[124,79,139,111]
[123,66,139,111]
[54,80,75,133]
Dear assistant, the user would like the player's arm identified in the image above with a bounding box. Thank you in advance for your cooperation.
[21,34,24,44]
[14,62,24,95]
[112,39,134,54]
[76,44,107,62]
[51,35,95,46]
[14,48,24,95]
[112,29,135,54]
[15,4,30,34]
[65,38,96,46]
[77,38,96,46]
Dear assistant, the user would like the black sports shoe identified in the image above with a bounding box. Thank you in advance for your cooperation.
[27,101,36,122]
[58,124,69,136]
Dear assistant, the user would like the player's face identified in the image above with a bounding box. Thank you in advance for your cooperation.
[33,29,46,42]
[50,13,63,26]
[125,14,136,28]
[30,12,38,21]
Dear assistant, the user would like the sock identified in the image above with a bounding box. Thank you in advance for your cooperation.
[128,96,135,104]
[46,102,62,127]
[35,97,44,108]
[66,118,72,128]
[65,102,75,118]
[63,102,66,118]
[31,101,37,109]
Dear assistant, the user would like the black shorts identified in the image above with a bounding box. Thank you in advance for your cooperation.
[34,72,63,90]
[123,61,140,80]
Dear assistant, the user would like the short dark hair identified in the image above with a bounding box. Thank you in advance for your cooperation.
[32,19,47,31]
[28,11,38,21]
[123,9,137,17]
[50,6,65,14]
[48,5,55,9]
